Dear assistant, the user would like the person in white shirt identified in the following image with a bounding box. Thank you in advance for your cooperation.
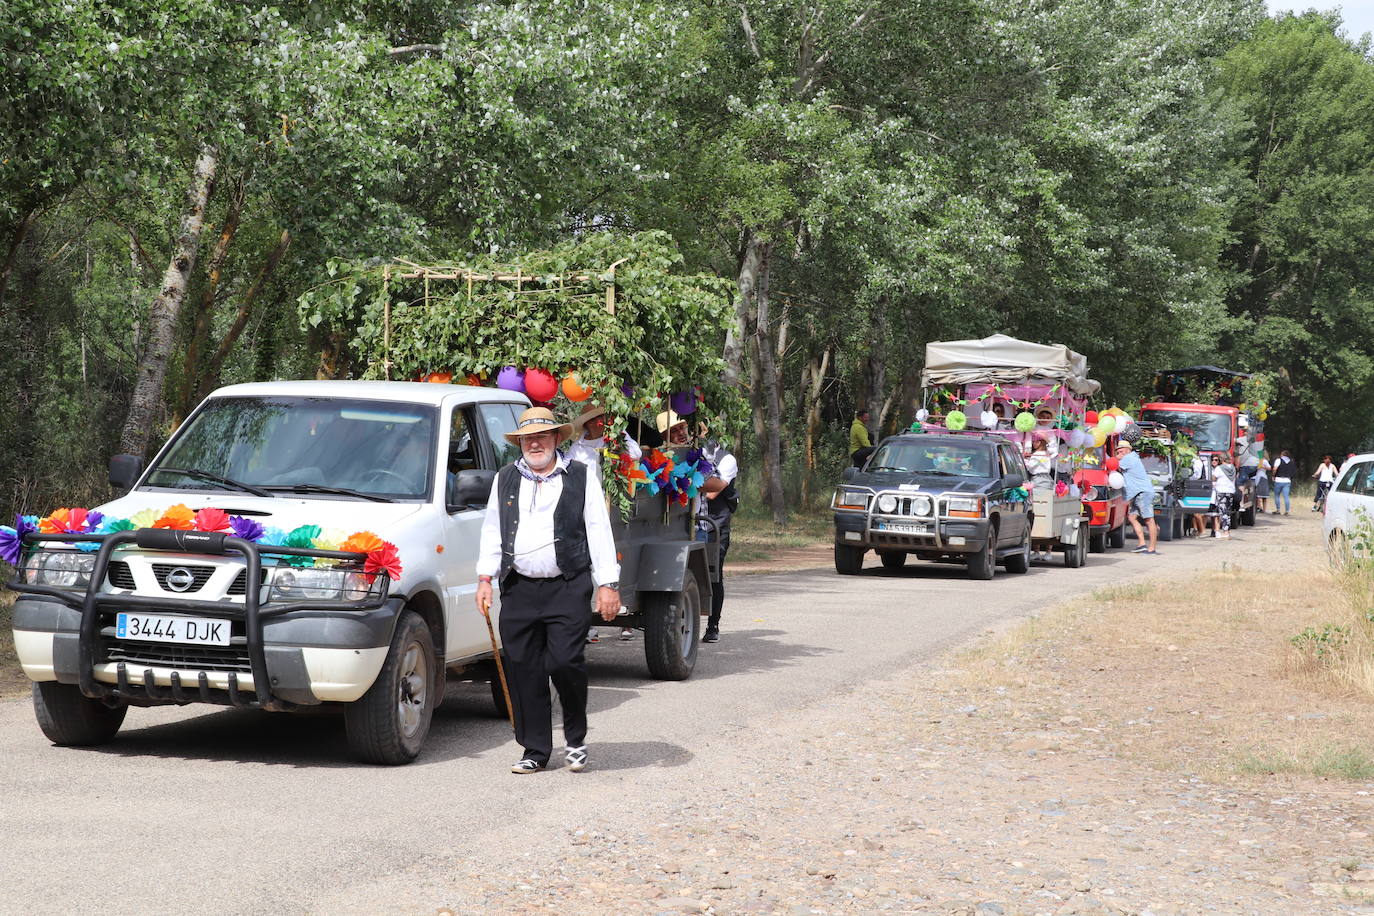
[566,404,642,470]
[696,432,738,643]
[475,407,620,774]
[1312,455,1339,511]
[1210,453,1237,539]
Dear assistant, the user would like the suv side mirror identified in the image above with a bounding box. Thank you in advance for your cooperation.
[447,468,496,511]
[1001,472,1024,490]
[109,454,144,490]
[840,466,858,482]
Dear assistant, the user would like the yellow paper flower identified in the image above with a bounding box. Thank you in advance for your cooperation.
[128,508,159,529]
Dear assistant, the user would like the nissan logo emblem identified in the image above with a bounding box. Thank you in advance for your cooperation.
[165,567,196,592]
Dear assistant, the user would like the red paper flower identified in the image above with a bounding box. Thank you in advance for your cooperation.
[154,504,195,530]
[193,507,232,532]
[364,542,403,580]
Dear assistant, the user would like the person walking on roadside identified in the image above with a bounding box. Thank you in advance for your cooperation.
[1312,455,1338,512]
[1115,441,1159,554]
[696,433,738,644]
[1255,451,1271,514]
[1210,452,1236,539]
[850,409,874,468]
[1272,449,1294,515]
[475,406,621,774]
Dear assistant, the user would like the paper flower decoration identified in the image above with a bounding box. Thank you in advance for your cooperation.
[1055,480,1070,497]
[341,531,385,555]
[945,410,967,431]
[154,504,196,530]
[283,525,323,549]
[614,452,649,494]
[1014,411,1036,433]
[364,542,403,580]
[0,513,35,565]
[40,507,92,534]
[230,515,265,542]
[194,507,232,532]
[258,526,288,546]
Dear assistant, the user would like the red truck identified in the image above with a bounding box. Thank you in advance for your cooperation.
[1074,443,1128,553]
[1138,400,1256,528]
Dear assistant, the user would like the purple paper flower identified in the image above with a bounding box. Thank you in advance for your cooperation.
[230,515,266,542]
[0,526,21,566]
[84,510,105,532]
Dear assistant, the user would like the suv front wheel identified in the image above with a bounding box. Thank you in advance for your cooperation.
[345,610,436,765]
[966,528,997,580]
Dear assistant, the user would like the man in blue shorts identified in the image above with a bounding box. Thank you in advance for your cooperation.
[1115,441,1159,554]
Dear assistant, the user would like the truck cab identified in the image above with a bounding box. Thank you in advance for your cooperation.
[9,381,710,764]
[832,432,1033,579]
[1139,402,1255,527]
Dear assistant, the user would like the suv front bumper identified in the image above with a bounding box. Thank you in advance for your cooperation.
[834,512,991,554]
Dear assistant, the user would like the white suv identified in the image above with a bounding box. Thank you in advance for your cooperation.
[1324,453,1374,557]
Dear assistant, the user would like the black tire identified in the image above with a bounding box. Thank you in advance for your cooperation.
[1003,526,1030,574]
[966,528,997,580]
[644,574,702,681]
[345,610,436,765]
[32,682,127,746]
[1109,523,1126,549]
[1240,503,1256,527]
[1157,511,1174,542]
[1063,533,1087,568]
[878,550,906,572]
[1089,529,1107,554]
[834,544,866,575]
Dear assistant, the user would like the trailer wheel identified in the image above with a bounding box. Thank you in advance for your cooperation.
[1109,523,1126,549]
[33,682,127,746]
[878,550,906,572]
[1063,534,1087,568]
[345,610,435,765]
[1157,511,1174,542]
[834,544,865,575]
[644,575,701,680]
[1240,503,1256,527]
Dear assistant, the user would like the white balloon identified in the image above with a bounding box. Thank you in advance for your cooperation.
[1108,471,1125,489]
[1116,413,1133,428]
[915,408,929,422]
[981,411,998,429]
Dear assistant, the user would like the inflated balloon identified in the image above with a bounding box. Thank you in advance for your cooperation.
[980,410,998,429]
[1108,471,1125,489]
[463,373,482,387]
[426,371,453,384]
[496,366,525,392]
[1105,457,1120,472]
[1085,410,1099,425]
[1092,428,1108,448]
[915,408,930,423]
[561,373,592,402]
[946,410,968,431]
[1097,415,1116,434]
[1116,413,1133,429]
[670,389,697,416]
[523,368,558,402]
[1014,411,1036,433]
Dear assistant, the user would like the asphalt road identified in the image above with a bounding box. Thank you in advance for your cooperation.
[0,518,1284,915]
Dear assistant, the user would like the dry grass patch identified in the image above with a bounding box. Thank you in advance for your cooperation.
[0,589,26,699]
[943,532,1374,782]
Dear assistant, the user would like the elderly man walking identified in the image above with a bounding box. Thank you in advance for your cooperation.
[1115,440,1159,554]
[475,406,621,774]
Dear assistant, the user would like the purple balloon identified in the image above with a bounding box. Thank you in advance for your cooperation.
[620,383,636,398]
[496,366,525,392]
[670,389,697,416]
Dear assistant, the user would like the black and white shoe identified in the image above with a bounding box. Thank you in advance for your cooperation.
[565,745,588,772]
[702,628,719,643]
[511,758,545,774]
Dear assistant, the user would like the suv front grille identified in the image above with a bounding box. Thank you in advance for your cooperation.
[150,563,215,593]
[226,567,272,595]
[104,640,251,674]
[107,561,136,590]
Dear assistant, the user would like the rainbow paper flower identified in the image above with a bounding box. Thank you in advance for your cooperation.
[0,513,35,566]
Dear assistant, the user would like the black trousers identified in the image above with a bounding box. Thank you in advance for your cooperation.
[698,520,732,630]
[498,570,593,764]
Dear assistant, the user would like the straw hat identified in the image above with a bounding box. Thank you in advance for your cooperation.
[656,409,687,434]
[571,403,606,438]
[503,406,573,445]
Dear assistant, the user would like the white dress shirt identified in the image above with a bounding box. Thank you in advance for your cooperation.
[476,463,620,587]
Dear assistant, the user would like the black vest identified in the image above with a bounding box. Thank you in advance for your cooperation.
[495,461,592,581]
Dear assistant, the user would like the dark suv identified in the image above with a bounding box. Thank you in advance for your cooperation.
[832,432,1032,580]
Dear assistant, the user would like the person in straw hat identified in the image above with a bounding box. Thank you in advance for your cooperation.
[475,406,621,774]
[567,403,642,471]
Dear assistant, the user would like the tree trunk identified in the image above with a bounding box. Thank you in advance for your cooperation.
[0,211,35,313]
[750,238,787,525]
[723,230,756,389]
[177,176,245,418]
[118,145,218,457]
[866,300,888,434]
[195,228,290,402]
[801,346,830,506]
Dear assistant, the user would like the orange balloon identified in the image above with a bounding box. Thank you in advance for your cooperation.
[463,373,481,387]
[562,373,592,402]
[426,371,453,384]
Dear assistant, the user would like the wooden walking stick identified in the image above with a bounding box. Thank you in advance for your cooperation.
[482,596,516,730]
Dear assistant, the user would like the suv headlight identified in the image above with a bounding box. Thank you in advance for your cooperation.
[945,496,984,518]
[31,550,97,589]
[912,495,933,516]
[834,488,870,511]
[269,567,377,602]
[876,494,898,514]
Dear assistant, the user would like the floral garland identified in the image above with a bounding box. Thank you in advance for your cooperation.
[0,505,402,580]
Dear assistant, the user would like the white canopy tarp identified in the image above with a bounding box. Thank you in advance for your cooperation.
[921,334,1101,396]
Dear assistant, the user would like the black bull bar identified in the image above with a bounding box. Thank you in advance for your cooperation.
[8,527,392,711]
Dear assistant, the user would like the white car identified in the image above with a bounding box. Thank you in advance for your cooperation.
[9,381,711,764]
[1324,452,1374,558]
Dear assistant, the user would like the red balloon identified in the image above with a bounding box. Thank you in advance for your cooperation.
[1105,457,1120,471]
[1085,410,1099,424]
[524,368,558,402]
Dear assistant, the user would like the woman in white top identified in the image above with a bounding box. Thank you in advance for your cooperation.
[1210,453,1237,539]
[1312,455,1339,511]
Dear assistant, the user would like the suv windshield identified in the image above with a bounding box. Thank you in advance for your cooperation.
[143,396,438,500]
[868,441,994,478]
[1138,409,1232,451]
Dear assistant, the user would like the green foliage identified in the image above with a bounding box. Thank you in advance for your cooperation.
[1290,623,1351,662]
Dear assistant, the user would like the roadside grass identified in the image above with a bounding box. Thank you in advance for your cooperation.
[729,503,832,566]
[1,589,23,699]
[946,521,1374,782]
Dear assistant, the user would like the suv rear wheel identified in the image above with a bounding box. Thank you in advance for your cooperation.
[1003,526,1030,574]
[1109,523,1126,549]
[878,550,906,572]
